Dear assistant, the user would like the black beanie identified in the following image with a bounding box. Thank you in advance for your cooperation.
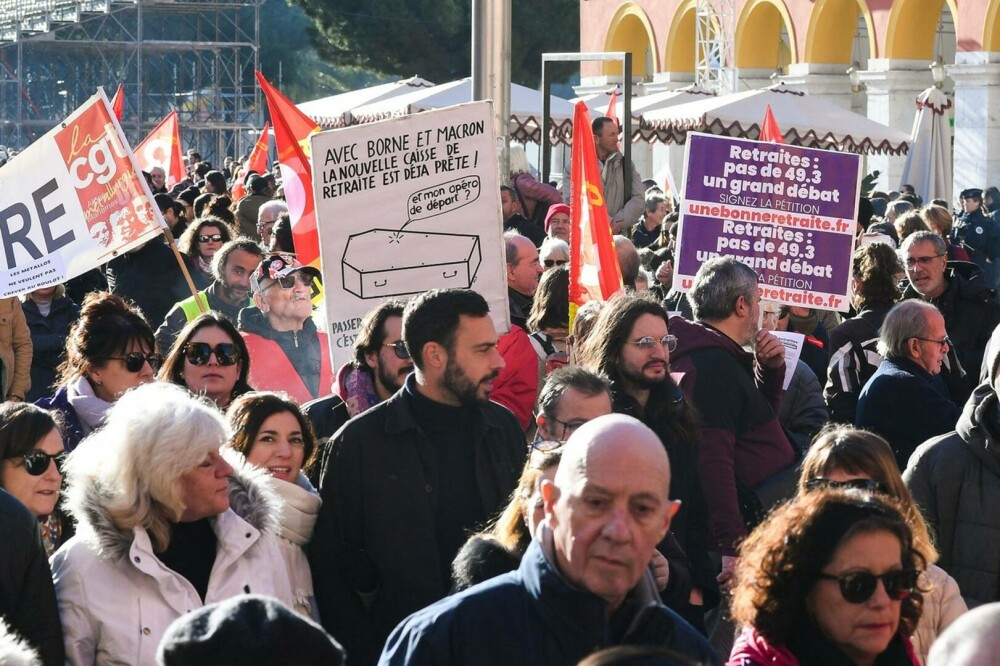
[156,595,344,666]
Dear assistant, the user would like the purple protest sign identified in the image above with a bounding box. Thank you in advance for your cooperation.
[673,132,861,312]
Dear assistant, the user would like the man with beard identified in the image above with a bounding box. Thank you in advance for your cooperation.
[669,257,796,595]
[578,292,718,628]
[155,238,264,354]
[310,289,525,666]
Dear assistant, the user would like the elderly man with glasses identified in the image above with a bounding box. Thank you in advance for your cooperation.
[857,299,959,471]
[238,253,333,405]
[900,230,1000,404]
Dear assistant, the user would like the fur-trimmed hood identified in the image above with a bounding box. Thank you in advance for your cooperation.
[63,450,282,562]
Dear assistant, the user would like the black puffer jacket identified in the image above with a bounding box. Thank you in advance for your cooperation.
[0,489,64,665]
[22,296,79,402]
[106,239,189,330]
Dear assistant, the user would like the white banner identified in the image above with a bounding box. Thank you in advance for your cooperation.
[0,90,164,298]
[311,101,509,370]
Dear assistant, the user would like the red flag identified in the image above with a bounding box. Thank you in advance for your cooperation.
[569,101,623,327]
[233,121,270,200]
[134,111,184,188]
[256,71,321,267]
[110,84,124,121]
[759,104,784,143]
[605,90,621,151]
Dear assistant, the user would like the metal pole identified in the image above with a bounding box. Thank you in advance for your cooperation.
[472,0,511,180]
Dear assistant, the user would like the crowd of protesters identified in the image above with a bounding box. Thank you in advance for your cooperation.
[6,125,1000,666]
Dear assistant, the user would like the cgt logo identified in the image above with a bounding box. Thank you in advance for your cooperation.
[585,182,604,207]
[68,129,128,189]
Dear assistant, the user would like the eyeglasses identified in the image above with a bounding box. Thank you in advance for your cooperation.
[264,272,313,290]
[628,335,677,353]
[904,254,945,268]
[804,477,888,494]
[183,342,239,366]
[531,439,565,453]
[816,569,919,604]
[543,259,568,268]
[198,234,224,243]
[911,336,951,351]
[546,414,589,440]
[107,351,163,373]
[19,450,68,476]
[383,340,410,360]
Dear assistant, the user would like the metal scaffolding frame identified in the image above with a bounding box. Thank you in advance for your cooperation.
[695,0,737,94]
[0,0,262,164]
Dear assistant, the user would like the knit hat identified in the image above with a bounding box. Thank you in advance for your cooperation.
[544,203,571,233]
[156,595,343,666]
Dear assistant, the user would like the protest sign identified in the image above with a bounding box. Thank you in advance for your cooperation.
[0,90,163,298]
[311,101,509,369]
[673,133,861,312]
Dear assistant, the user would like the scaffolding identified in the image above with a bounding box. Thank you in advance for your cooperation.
[0,0,262,164]
[695,0,737,94]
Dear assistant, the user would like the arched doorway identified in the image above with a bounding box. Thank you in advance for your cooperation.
[603,3,658,80]
[735,0,796,77]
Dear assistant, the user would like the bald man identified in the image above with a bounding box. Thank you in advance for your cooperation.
[379,414,720,666]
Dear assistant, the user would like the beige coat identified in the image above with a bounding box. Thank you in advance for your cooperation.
[911,564,967,665]
[0,297,31,400]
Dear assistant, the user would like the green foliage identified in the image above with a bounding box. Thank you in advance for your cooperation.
[861,170,881,198]
[286,0,580,87]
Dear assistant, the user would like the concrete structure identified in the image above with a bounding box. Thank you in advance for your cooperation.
[581,0,1000,199]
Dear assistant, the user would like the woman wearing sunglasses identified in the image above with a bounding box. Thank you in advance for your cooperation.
[728,489,927,666]
[159,312,253,410]
[797,426,966,665]
[226,391,321,620]
[538,236,569,271]
[35,292,160,450]
[178,216,235,290]
[0,402,70,556]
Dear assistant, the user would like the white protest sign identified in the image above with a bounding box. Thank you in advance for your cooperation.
[772,330,805,391]
[0,90,164,298]
[311,101,509,371]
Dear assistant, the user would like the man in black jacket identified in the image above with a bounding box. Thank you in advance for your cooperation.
[0,489,64,664]
[310,289,525,665]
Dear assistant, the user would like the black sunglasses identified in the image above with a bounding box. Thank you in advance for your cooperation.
[805,478,888,494]
[543,259,567,268]
[382,340,410,360]
[197,234,224,243]
[20,450,68,476]
[817,569,919,604]
[267,273,313,290]
[107,352,163,373]
[183,342,239,367]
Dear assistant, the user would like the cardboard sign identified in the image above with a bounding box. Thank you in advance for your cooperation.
[673,133,861,312]
[311,101,509,370]
[0,90,164,298]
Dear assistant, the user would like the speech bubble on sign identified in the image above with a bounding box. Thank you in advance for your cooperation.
[402,175,481,229]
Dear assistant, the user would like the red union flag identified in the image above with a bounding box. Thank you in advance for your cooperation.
[759,104,784,143]
[134,111,184,188]
[569,101,623,326]
[256,71,321,267]
[110,84,124,121]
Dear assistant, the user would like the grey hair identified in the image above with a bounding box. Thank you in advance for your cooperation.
[540,236,569,262]
[644,192,666,214]
[504,231,529,265]
[537,366,611,422]
[877,300,939,359]
[900,230,947,258]
[690,256,760,322]
[508,143,532,176]
[257,199,287,223]
[62,382,230,552]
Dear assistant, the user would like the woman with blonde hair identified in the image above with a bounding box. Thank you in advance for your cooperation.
[798,425,966,664]
[51,382,292,665]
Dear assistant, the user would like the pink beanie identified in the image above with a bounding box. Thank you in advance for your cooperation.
[544,203,571,233]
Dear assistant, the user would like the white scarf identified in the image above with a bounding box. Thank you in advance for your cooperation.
[268,474,322,545]
[65,376,113,434]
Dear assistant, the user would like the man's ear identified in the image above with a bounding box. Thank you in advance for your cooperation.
[364,349,379,371]
[660,500,681,541]
[535,414,550,439]
[541,479,560,521]
[252,292,266,312]
[423,341,447,370]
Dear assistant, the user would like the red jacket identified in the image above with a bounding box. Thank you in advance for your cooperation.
[491,325,539,431]
[243,330,334,405]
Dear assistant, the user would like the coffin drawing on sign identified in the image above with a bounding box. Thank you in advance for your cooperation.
[342,228,482,299]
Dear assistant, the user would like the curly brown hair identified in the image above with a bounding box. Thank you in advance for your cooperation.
[851,242,902,309]
[730,489,926,647]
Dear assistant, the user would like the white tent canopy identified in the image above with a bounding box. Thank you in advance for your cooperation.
[574,84,717,142]
[297,76,435,128]
[351,77,576,144]
[642,83,910,155]
[900,87,952,204]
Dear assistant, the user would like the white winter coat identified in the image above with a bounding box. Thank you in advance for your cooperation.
[910,564,967,665]
[268,473,322,621]
[51,462,293,666]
